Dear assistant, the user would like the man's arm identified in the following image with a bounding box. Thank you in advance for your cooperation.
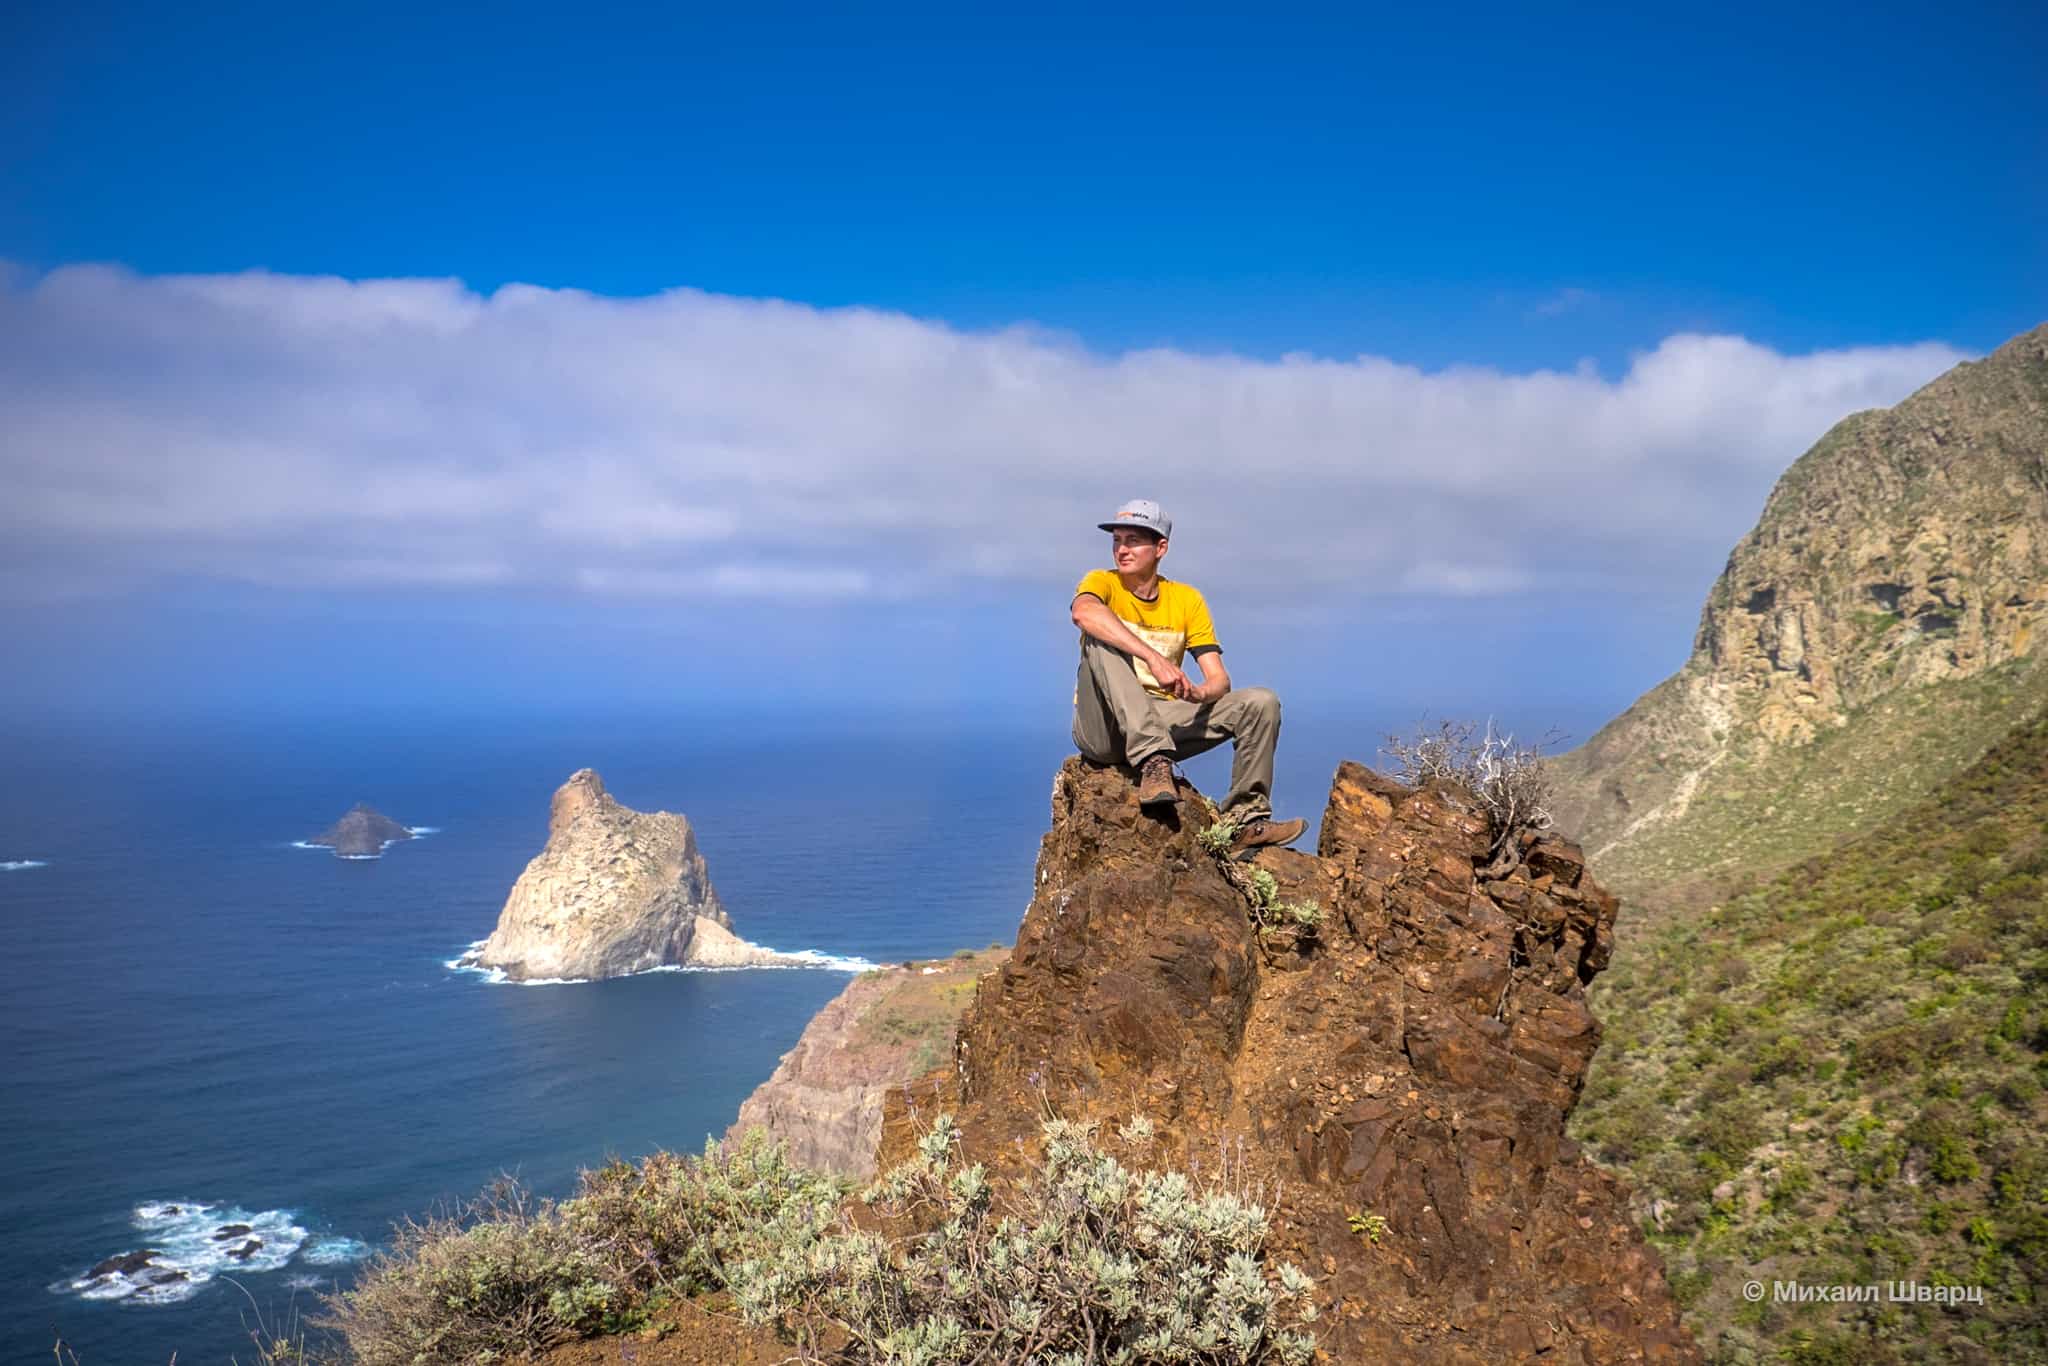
[1071,593,1194,698]
[1186,649,1230,704]
[1181,588,1227,703]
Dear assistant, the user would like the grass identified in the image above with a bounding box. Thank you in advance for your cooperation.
[850,950,1002,1062]
[1586,656,2048,909]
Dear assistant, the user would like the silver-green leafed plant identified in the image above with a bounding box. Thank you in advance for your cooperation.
[731,1113,1320,1364]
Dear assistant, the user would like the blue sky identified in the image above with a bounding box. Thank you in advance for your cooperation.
[8,1,2043,364]
[1,0,2043,727]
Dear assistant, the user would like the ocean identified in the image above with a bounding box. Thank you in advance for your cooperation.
[0,699,1606,1363]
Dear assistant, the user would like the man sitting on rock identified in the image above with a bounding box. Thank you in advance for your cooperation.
[1069,498,1307,859]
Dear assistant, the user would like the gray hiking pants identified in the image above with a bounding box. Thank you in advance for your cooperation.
[1071,635,1280,822]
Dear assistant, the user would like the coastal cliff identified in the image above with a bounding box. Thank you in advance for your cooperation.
[727,948,1009,1178]
[468,769,800,981]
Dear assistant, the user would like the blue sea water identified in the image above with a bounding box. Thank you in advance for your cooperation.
[0,700,1604,1363]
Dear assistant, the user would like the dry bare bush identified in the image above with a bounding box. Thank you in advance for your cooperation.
[1380,716,1564,872]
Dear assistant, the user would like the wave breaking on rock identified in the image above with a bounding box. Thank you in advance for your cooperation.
[51,1201,367,1306]
[447,936,876,984]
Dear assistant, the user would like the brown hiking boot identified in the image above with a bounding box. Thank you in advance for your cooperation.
[1135,753,1180,807]
[1226,815,1307,860]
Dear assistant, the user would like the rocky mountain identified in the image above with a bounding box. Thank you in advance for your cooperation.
[866,758,1696,1363]
[466,769,802,981]
[305,802,413,857]
[1549,322,2048,904]
[726,947,1009,1178]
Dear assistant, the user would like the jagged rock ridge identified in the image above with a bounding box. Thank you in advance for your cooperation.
[875,758,1696,1363]
[468,769,802,981]
[1550,321,2048,900]
[306,802,412,857]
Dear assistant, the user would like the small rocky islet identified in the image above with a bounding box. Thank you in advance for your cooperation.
[304,802,414,858]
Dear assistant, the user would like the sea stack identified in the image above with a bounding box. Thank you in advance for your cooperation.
[306,803,413,857]
[467,769,802,981]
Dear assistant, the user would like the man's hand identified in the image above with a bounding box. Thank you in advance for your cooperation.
[1147,654,1194,700]
[1072,594,1212,702]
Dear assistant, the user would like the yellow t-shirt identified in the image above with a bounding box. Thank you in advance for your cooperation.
[1073,569,1221,700]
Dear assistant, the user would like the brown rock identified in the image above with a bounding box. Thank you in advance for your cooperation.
[877,756,1697,1364]
[1525,836,1587,888]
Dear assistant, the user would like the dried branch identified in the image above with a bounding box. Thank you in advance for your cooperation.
[1379,715,1566,866]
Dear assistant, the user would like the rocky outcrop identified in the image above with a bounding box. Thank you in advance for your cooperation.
[727,949,1008,1178]
[306,803,412,857]
[468,769,802,981]
[876,758,1695,1363]
[1549,322,2048,899]
[87,1250,163,1279]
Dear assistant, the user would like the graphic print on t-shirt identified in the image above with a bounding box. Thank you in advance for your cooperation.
[1072,568,1220,701]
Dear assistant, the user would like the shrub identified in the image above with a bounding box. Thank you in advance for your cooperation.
[323,1133,842,1366]
[1693,1091,1769,1161]
[561,1130,843,1298]
[1930,1134,1983,1184]
[1752,1033,1806,1083]
[319,1185,618,1366]
[1379,717,1562,864]
[732,1112,1320,1364]
[1199,823,1322,950]
[1346,1210,1389,1246]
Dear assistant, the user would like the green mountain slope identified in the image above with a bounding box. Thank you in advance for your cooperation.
[1571,708,2048,1363]
[1550,323,2048,907]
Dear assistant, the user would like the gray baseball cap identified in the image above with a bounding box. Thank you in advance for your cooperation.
[1098,499,1172,539]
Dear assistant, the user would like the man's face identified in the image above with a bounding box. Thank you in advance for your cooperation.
[1111,528,1166,574]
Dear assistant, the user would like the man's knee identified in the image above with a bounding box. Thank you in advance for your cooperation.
[1241,686,1280,720]
[1073,722,1118,766]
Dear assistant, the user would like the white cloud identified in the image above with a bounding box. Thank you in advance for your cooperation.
[571,564,874,599]
[0,263,1968,608]
[1397,561,1533,597]
[1530,286,1596,318]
